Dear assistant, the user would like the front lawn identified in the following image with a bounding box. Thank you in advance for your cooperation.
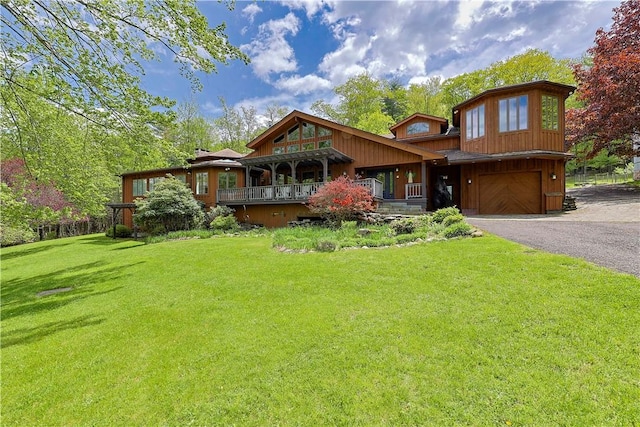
[1,234,639,425]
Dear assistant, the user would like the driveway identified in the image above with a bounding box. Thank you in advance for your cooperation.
[467,184,640,277]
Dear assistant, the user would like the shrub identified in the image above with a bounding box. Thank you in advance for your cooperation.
[390,217,421,235]
[308,176,374,225]
[208,205,235,220]
[442,213,465,227]
[443,221,472,238]
[0,224,37,247]
[134,175,204,234]
[210,215,239,232]
[431,206,461,224]
[105,224,132,238]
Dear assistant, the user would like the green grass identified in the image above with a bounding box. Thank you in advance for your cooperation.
[2,234,639,425]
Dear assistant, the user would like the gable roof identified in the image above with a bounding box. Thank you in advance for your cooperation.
[389,113,448,136]
[191,148,245,163]
[246,110,445,162]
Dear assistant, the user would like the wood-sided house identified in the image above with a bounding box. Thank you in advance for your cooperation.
[119,80,575,228]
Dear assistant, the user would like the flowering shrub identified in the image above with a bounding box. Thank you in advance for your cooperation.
[307,176,374,225]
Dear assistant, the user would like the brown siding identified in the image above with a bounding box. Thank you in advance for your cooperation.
[394,117,446,139]
[410,136,460,151]
[238,204,316,228]
[459,158,565,215]
[460,88,568,154]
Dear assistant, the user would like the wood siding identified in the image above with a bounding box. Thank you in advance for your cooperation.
[121,166,245,228]
[393,116,447,139]
[459,158,565,215]
[460,88,567,154]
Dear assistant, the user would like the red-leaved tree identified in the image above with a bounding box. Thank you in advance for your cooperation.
[566,0,640,158]
[308,176,375,225]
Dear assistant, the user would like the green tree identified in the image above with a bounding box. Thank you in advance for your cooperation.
[406,76,447,117]
[134,175,204,233]
[1,0,248,133]
[165,98,217,164]
[213,97,262,152]
[382,79,409,122]
[440,49,575,119]
[311,73,394,133]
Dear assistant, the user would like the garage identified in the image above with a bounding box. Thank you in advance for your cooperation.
[478,172,542,214]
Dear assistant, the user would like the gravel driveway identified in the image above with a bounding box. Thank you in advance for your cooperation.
[467,184,640,277]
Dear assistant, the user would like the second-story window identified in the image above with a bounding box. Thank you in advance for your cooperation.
[542,95,559,130]
[195,172,208,195]
[499,95,528,132]
[287,125,300,142]
[465,104,485,140]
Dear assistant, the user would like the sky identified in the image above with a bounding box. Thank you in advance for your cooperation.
[139,0,619,119]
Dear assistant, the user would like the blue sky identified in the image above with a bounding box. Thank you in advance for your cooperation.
[140,0,619,120]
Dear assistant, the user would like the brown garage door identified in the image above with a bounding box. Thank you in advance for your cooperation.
[479,172,541,214]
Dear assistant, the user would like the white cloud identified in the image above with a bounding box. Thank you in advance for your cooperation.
[242,3,262,24]
[241,12,301,80]
[274,74,332,95]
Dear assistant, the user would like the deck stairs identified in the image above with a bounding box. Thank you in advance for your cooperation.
[376,200,425,215]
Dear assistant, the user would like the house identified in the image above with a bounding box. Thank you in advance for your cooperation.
[119,80,575,228]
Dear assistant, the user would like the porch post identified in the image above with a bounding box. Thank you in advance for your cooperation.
[288,160,299,182]
[269,163,277,186]
[246,166,252,187]
[321,158,328,182]
[421,161,428,211]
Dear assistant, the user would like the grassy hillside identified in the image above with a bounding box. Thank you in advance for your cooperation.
[1,234,639,425]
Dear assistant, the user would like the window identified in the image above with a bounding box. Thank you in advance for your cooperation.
[218,172,237,189]
[133,179,146,196]
[287,144,300,153]
[148,177,163,192]
[273,147,284,154]
[287,125,300,142]
[318,139,332,148]
[302,122,315,139]
[465,104,485,140]
[174,174,186,184]
[195,172,208,195]
[317,126,332,137]
[302,142,315,151]
[407,122,430,135]
[274,134,284,144]
[499,95,528,132]
[542,95,559,130]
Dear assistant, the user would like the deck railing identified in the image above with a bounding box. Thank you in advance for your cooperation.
[217,178,383,204]
[405,183,423,199]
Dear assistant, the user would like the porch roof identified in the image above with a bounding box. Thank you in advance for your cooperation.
[237,147,353,167]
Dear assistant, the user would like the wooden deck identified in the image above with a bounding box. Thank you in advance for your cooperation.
[217,178,384,205]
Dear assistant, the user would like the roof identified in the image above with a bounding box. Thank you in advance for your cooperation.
[389,113,448,136]
[452,80,576,112]
[191,148,245,163]
[246,110,445,162]
[438,149,573,165]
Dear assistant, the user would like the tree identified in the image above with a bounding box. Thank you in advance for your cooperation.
[440,49,575,119]
[383,79,409,122]
[308,176,375,225]
[264,103,289,127]
[213,97,262,152]
[567,0,640,159]
[165,98,217,164]
[406,76,447,118]
[1,1,248,132]
[134,175,204,233]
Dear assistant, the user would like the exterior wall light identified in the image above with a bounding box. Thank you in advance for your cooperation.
[550,173,557,180]
[467,178,472,184]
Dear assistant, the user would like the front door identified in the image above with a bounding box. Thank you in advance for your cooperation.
[367,169,395,199]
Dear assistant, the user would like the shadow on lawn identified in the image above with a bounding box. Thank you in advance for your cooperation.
[0,260,142,321]
[79,235,144,249]
[0,242,73,261]
[1,314,106,348]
